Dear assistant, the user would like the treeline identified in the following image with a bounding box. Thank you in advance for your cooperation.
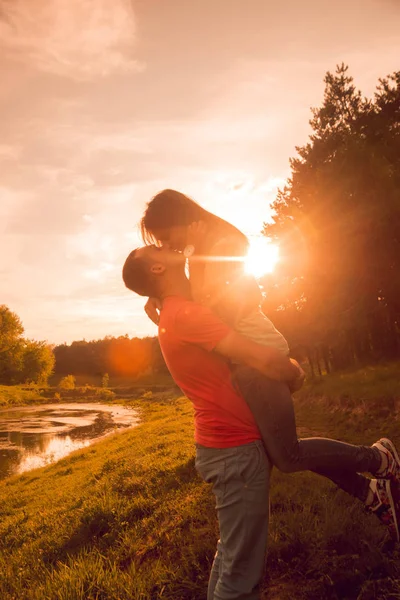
[1,305,168,384]
[53,336,168,379]
[261,64,400,374]
[0,305,54,384]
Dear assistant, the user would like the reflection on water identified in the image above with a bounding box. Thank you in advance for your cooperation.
[0,403,138,479]
[13,436,92,474]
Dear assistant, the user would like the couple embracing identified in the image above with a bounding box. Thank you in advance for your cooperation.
[123,189,400,600]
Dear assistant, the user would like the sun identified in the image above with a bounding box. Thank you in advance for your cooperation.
[244,237,279,279]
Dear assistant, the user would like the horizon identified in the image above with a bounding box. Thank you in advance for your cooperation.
[1,0,399,345]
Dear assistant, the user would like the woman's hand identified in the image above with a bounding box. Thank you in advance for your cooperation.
[144,297,162,325]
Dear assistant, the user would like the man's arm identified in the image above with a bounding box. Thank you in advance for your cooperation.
[173,300,304,385]
[215,331,302,383]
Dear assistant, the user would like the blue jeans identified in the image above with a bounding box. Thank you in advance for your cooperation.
[232,365,381,502]
[195,441,271,600]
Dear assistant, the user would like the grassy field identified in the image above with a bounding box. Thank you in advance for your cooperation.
[47,373,175,389]
[0,384,47,407]
[0,364,400,599]
[0,376,178,409]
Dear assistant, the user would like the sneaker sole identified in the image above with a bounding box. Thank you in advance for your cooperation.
[380,438,400,480]
[385,479,400,542]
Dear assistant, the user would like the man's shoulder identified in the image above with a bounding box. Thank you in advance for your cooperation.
[160,296,208,325]
[161,295,196,314]
[159,296,231,349]
[158,297,204,347]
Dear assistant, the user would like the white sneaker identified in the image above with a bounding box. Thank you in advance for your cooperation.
[372,438,400,482]
[367,478,400,542]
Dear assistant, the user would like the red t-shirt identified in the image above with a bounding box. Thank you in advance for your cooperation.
[158,296,260,448]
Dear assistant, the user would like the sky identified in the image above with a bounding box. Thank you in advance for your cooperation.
[1,0,399,345]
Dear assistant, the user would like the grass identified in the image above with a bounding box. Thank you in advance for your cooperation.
[0,377,177,409]
[48,373,175,389]
[0,384,47,408]
[0,362,400,599]
[0,384,114,408]
[298,361,400,402]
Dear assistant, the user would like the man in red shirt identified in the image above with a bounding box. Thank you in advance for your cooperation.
[122,244,303,600]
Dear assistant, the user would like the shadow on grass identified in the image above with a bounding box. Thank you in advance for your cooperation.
[43,456,199,565]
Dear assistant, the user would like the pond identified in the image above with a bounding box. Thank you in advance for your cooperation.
[0,403,139,480]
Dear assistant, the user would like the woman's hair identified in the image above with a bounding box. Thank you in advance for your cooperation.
[140,189,249,253]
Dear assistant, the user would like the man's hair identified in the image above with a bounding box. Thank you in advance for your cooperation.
[122,249,160,298]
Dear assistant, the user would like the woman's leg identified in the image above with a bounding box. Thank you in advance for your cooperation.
[312,466,371,502]
[232,367,400,541]
[232,365,382,498]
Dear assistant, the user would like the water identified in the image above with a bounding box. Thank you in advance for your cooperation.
[0,403,139,480]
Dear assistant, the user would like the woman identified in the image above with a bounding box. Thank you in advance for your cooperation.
[140,188,400,538]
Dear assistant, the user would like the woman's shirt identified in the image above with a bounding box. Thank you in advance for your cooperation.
[235,309,289,355]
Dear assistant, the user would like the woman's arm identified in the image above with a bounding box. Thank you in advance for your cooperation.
[187,229,245,297]
[188,235,261,324]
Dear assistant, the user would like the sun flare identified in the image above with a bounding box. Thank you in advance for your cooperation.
[245,237,279,278]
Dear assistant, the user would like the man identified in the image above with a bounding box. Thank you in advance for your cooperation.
[122,245,400,599]
[122,244,304,600]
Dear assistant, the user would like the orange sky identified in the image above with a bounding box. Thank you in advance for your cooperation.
[1,0,399,344]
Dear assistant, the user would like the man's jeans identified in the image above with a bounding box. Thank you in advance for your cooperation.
[195,441,271,600]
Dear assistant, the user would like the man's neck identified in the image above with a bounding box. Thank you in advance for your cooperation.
[160,277,192,301]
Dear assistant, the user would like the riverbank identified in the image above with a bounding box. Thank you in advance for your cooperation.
[0,363,400,599]
[0,384,47,407]
[0,380,178,409]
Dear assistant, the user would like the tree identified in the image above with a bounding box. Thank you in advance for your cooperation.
[263,65,400,370]
[21,341,55,384]
[0,306,57,384]
[0,305,25,383]
[53,335,166,379]
[0,305,24,347]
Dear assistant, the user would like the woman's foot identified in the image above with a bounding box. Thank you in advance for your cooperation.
[366,478,400,541]
[372,438,400,482]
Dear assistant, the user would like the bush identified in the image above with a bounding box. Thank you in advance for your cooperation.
[95,388,116,401]
[58,375,76,390]
[77,385,96,396]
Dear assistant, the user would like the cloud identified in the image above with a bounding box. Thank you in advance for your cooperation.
[0,143,21,159]
[0,0,143,79]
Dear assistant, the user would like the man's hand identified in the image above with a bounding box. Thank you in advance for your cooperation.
[288,359,305,393]
[144,297,162,325]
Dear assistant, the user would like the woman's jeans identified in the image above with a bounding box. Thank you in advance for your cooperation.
[232,365,381,503]
[196,441,271,600]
